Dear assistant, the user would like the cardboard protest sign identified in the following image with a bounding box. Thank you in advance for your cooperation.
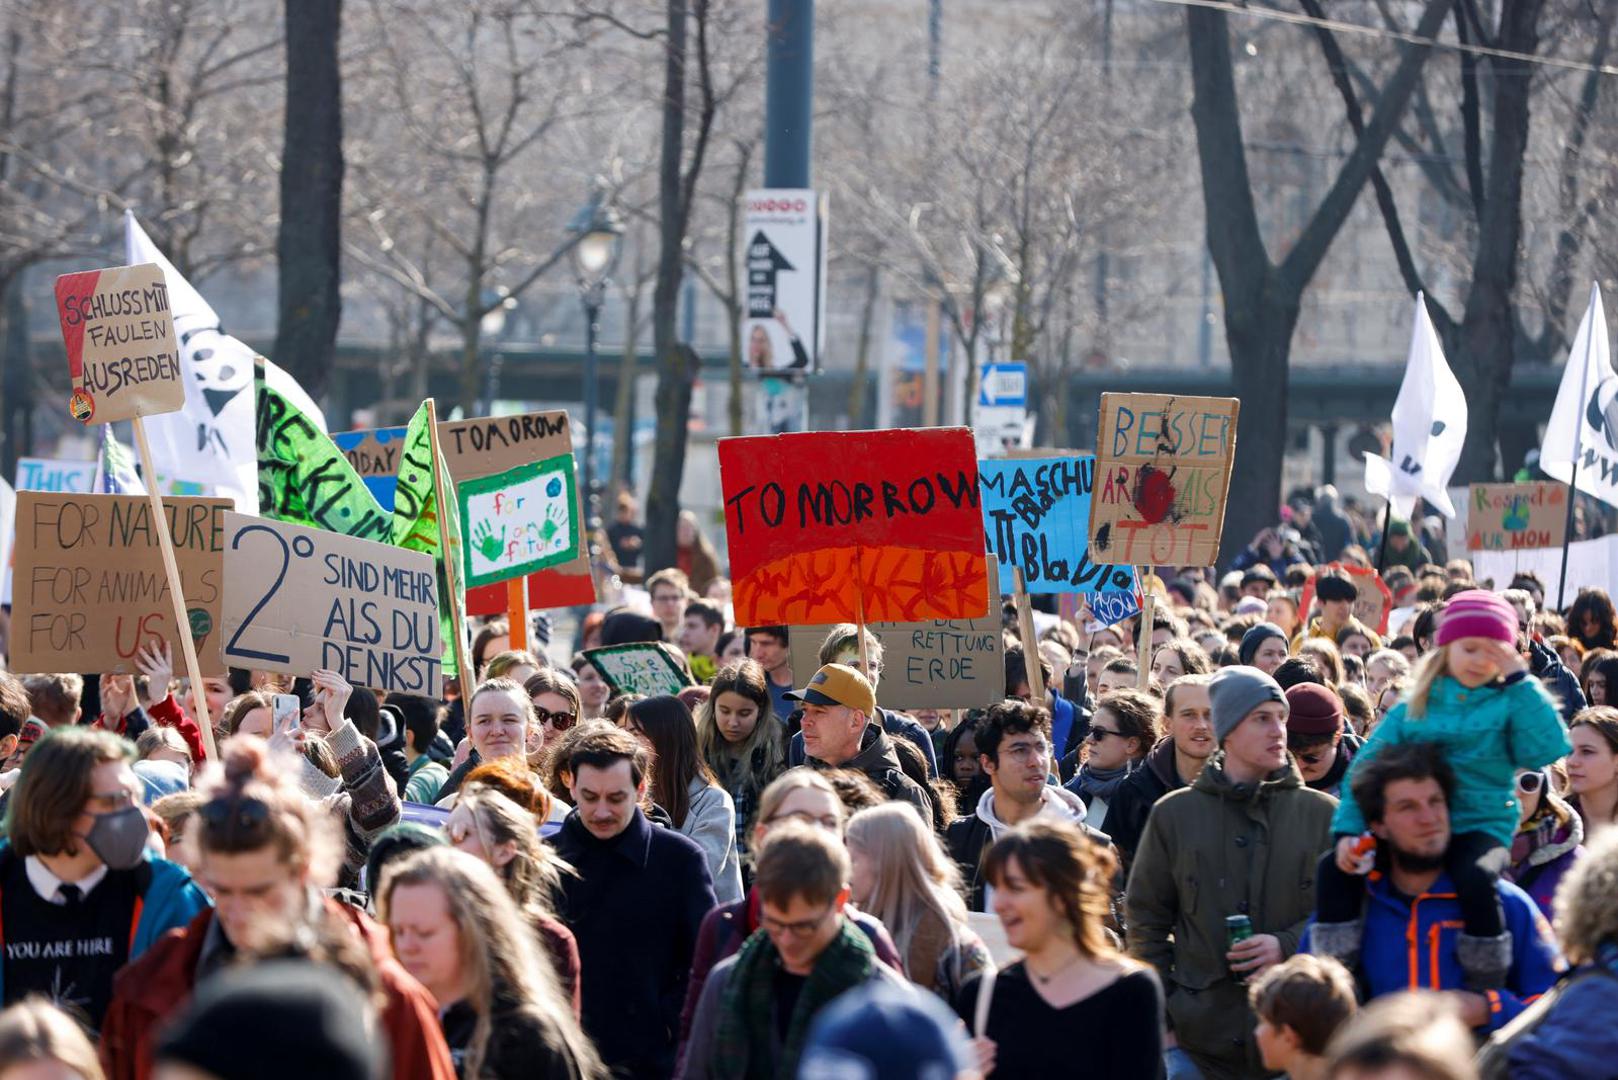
[1467,482,1567,552]
[220,513,442,695]
[15,458,97,493]
[8,492,230,675]
[1299,562,1394,636]
[980,454,1136,595]
[54,263,185,425]
[720,428,990,626]
[332,426,409,510]
[788,618,1005,710]
[458,455,581,588]
[584,643,693,697]
[438,411,597,612]
[1090,393,1239,567]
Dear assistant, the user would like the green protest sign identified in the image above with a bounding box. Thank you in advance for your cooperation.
[584,643,693,697]
[456,453,581,588]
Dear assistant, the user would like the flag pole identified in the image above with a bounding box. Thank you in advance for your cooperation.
[1556,285,1600,611]
[130,416,217,760]
[1375,499,1393,574]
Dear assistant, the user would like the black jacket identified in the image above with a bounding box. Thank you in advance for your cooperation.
[441,991,585,1080]
[552,808,715,1080]
[1529,637,1587,722]
[806,723,933,823]
[1100,738,1185,871]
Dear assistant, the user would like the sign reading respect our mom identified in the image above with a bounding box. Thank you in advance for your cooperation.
[719,427,991,626]
[1089,393,1239,567]
[55,263,185,425]
[1467,482,1567,552]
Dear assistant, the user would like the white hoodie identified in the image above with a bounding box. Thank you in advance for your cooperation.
[972,785,1089,910]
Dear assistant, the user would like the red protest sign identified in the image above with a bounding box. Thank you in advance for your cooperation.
[719,428,991,626]
[54,263,185,425]
[1299,562,1395,636]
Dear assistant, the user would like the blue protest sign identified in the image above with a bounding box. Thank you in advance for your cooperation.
[979,454,1138,595]
[1087,589,1143,630]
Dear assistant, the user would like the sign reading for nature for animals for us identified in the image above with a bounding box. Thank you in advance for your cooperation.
[1089,393,1239,567]
[718,428,991,627]
[55,263,186,425]
[8,492,231,676]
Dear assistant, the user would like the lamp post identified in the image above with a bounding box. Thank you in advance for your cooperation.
[568,192,623,528]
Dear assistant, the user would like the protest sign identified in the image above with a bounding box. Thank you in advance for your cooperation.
[743,189,827,374]
[979,454,1136,595]
[1086,589,1144,632]
[788,618,1005,710]
[333,426,409,510]
[220,512,443,696]
[8,492,230,676]
[15,458,97,493]
[438,411,597,612]
[1467,482,1567,552]
[584,643,693,697]
[1299,562,1395,636]
[1090,393,1239,567]
[458,454,580,588]
[719,428,991,626]
[55,263,185,425]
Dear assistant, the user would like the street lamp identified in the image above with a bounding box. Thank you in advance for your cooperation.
[568,191,623,526]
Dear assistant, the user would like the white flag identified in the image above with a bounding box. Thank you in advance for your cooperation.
[1541,283,1618,507]
[123,211,326,513]
[1363,292,1468,518]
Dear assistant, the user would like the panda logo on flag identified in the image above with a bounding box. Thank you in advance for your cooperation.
[1586,373,1618,454]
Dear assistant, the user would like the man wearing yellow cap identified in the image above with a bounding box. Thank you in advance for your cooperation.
[787,664,933,824]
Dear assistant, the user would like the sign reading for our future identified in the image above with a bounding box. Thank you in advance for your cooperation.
[1467,482,1567,552]
[438,410,596,612]
[54,263,185,425]
[787,618,1005,710]
[979,454,1137,595]
[220,513,442,695]
[1090,393,1239,567]
[8,492,230,676]
[719,428,991,626]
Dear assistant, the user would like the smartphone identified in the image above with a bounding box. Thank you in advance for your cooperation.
[272,694,301,733]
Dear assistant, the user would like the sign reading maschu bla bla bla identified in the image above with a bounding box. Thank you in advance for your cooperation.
[55,263,186,425]
[979,453,1138,595]
[719,427,991,626]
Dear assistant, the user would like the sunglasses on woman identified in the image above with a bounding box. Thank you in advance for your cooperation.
[534,708,575,731]
[1517,771,1544,795]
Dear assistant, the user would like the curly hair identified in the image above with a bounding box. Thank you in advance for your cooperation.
[1554,826,1618,965]
[1569,588,1618,651]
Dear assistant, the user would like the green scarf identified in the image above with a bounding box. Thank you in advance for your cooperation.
[713,917,876,1079]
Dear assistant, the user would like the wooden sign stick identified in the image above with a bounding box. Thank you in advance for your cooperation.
[425,400,473,686]
[506,577,529,652]
[1137,568,1154,690]
[1013,568,1046,705]
[130,417,217,761]
[854,547,871,677]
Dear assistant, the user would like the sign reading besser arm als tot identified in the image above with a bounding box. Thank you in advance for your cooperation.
[742,189,827,375]
[219,512,443,696]
[1089,393,1239,567]
[54,263,186,425]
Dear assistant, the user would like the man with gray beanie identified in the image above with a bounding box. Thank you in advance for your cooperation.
[1126,666,1337,1080]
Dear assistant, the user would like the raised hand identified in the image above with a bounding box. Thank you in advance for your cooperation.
[134,641,175,706]
[310,668,353,734]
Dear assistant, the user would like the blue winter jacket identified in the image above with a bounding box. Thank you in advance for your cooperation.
[1302,870,1562,1034]
[1499,941,1618,1078]
[0,844,211,1004]
[1333,673,1570,845]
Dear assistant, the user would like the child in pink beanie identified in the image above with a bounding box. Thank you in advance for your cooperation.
[1310,589,1570,990]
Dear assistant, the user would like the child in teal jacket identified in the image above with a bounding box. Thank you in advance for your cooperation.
[1313,590,1570,990]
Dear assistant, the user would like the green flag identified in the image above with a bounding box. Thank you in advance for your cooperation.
[391,403,469,676]
[255,367,461,677]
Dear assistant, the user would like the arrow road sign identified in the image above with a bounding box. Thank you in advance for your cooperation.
[747,230,797,318]
[978,362,1027,407]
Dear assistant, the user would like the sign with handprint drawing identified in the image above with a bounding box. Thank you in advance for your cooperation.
[457,454,580,588]
[718,427,992,627]
[1467,482,1566,552]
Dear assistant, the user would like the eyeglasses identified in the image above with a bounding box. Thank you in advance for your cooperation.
[1086,727,1124,743]
[199,793,272,845]
[766,810,841,832]
[760,903,836,938]
[1000,740,1050,762]
[534,708,575,731]
[1517,772,1544,794]
[1292,748,1330,767]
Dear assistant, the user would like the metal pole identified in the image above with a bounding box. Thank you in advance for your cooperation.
[583,296,600,527]
[765,0,814,188]
[927,0,942,99]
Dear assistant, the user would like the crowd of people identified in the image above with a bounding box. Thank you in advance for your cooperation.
[0,487,1616,1079]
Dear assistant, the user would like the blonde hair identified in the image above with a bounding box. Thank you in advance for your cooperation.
[456,786,572,916]
[846,804,971,981]
[1404,645,1450,719]
[0,998,105,1080]
[754,769,844,835]
[379,848,604,1080]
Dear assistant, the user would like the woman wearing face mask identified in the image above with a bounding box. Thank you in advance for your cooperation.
[0,728,208,1032]
[675,770,904,1060]
[695,661,786,872]
[447,787,582,1016]
[845,803,992,1001]
[380,848,606,1080]
[625,696,743,903]
[100,737,456,1080]
[1504,766,1584,920]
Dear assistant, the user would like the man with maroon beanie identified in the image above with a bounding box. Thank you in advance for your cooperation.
[1285,683,1356,798]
